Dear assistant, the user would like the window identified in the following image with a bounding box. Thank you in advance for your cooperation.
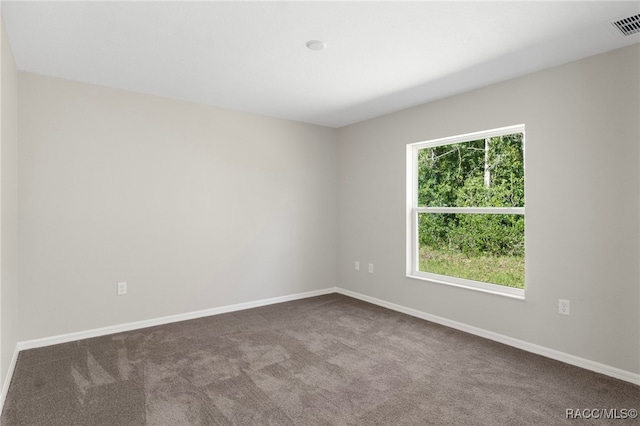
[406,125,525,298]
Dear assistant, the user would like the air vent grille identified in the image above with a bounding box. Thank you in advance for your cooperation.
[612,14,640,36]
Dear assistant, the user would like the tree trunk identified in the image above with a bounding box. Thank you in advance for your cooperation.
[484,138,490,188]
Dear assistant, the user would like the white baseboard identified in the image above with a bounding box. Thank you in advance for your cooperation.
[0,343,20,411]
[16,287,337,352]
[336,288,640,386]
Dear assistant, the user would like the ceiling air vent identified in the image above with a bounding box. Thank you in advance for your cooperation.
[612,14,640,36]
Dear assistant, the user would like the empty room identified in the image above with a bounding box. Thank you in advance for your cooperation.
[1,1,639,425]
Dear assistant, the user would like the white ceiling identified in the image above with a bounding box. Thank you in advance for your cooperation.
[2,1,639,128]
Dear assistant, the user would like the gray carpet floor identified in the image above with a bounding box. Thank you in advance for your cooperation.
[1,294,638,425]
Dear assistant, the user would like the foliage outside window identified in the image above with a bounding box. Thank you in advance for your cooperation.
[407,125,525,298]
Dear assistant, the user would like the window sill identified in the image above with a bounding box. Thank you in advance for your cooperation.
[406,272,525,300]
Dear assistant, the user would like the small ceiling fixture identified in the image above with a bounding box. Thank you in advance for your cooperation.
[306,40,327,51]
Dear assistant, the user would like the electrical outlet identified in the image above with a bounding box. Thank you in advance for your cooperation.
[368,263,374,274]
[558,299,570,316]
[117,282,127,296]
[355,261,360,271]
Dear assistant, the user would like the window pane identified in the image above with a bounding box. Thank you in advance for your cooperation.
[418,213,524,288]
[417,133,524,208]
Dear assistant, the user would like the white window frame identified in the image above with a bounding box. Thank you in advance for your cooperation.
[406,124,525,299]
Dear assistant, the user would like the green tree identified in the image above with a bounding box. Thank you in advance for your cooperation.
[417,133,524,258]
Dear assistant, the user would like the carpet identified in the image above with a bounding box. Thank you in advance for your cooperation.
[2,294,638,425]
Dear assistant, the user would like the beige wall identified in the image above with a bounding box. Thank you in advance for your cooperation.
[338,45,640,374]
[1,16,19,389]
[18,73,338,340]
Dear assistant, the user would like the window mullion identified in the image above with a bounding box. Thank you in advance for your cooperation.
[416,207,524,215]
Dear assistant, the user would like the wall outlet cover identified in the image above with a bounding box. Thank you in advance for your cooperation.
[559,299,570,316]
[117,282,127,296]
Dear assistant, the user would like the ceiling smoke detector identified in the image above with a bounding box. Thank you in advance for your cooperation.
[611,14,640,36]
